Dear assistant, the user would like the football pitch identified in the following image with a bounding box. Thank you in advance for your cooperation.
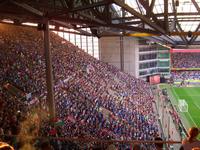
[168,86,200,129]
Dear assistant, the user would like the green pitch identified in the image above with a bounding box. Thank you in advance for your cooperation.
[169,87,200,129]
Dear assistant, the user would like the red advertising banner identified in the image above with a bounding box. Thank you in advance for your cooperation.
[171,49,200,53]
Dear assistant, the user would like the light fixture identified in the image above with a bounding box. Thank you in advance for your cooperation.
[188,31,192,38]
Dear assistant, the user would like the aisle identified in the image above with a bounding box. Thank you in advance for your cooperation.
[154,85,182,149]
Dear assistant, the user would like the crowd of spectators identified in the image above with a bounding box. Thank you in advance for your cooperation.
[171,71,200,80]
[172,53,200,68]
[0,24,159,149]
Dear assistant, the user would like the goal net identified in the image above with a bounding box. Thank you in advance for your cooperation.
[178,99,188,112]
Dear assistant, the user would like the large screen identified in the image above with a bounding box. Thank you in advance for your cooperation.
[149,75,160,84]
[171,49,200,70]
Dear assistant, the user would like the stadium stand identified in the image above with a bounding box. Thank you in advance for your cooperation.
[171,71,200,80]
[0,24,159,149]
[172,53,200,68]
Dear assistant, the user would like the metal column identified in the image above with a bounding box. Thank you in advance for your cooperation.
[44,20,55,119]
[120,36,124,71]
[120,1,125,72]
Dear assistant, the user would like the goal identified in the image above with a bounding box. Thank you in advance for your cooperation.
[178,99,188,112]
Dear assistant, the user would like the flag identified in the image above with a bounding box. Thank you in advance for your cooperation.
[49,128,57,135]
[55,119,65,126]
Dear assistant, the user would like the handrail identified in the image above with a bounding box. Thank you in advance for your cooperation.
[0,134,182,144]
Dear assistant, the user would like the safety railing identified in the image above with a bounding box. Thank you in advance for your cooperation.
[0,134,182,150]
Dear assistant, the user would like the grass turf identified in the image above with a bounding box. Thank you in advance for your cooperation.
[169,87,200,128]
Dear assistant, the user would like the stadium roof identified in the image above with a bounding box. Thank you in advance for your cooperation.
[1,0,200,47]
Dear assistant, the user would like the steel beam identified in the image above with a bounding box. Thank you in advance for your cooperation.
[170,31,200,36]
[10,0,43,16]
[113,0,166,34]
[112,12,200,20]
[70,0,112,12]
[164,0,168,32]
[172,0,188,45]
[48,0,112,18]
[118,18,200,25]
[51,19,92,35]
[191,0,200,12]
[54,16,158,34]
[0,21,93,36]
[149,0,155,13]
[136,0,144,15]
[188,24,200,44]
[120,36,124,71]
[190,0,200,44]
[44,20,55,119]
[138,0,161,27]
[0,0,9,6]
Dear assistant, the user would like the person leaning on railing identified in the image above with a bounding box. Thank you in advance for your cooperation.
[180,127,200,150]
[0,142,14,150]
[192,147,200,150]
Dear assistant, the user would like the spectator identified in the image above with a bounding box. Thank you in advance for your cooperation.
[40,140,54,150]
[181,127,200,150]
[0,142,14,150]
[154,137,163,150]
[192,148,200,150]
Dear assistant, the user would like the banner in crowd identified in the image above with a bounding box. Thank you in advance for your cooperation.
[171,68,200,71]
[170,49,200,53]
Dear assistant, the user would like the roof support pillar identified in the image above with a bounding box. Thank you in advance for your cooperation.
[43,19,55,119]
[120,36,124,71]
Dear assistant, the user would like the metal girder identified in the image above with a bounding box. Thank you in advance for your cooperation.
[138,0,161,27]
[0,21,92,36]
[52,29,92,36]
[136,0,144,15]
[189,24,200,44]
[191,0,200,12]
[159,35,176,45]
[0,0,9,6]
[164,0,168,32]
[170,31,200,36]
[137,0,163,32]
[77,12,106,24]
[113,0,166,34]
[43,20,55,119]
[171,0,188,45]
[149,0,155,13]
[84,0,111,24]
[59,0,67,8]
[48,0,112,17]
[51,19,92,35]
[69,0,112,12]
[190,0,200,44]
[118,18,200,26]
[54,15,158,34]
[103,4,111,23]
[177,41,200,45]
[112,12,200,20]
[65,0,74,9]
[10,0,44,16]
[144,36,172,45]
[176,23,188,44]
[51,19,73,28]
[110,23,158,34]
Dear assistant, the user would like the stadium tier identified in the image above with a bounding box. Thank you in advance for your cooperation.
[171,71,200,80]
[171,53,200,69]
[0,24,159,148]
